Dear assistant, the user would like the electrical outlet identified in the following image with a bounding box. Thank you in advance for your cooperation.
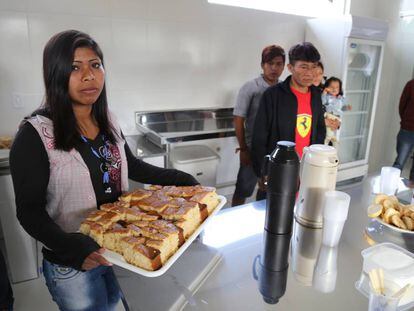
[12,93,24,109]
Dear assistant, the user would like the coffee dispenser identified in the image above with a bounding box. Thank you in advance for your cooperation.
[265,141,300,235]
[254,141,299,304]
[295,144,338,228]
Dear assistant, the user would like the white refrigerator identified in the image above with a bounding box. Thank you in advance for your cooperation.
[306,15,388,182]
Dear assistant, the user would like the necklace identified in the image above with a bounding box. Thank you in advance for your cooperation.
[80,134,112,194]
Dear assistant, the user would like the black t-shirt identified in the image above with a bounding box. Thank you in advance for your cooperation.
[75,135,121,206]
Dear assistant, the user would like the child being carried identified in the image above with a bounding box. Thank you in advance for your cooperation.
[322,77,351,147]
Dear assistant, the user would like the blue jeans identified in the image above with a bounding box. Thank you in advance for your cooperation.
[42,259,121,311]
[393,129,414,181]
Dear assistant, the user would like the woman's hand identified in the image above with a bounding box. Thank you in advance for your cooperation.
[81,248,112,271]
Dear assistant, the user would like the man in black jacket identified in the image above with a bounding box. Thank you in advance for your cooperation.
[251,42,326,181]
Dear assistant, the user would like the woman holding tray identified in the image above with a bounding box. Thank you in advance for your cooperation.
[9,30,198,311]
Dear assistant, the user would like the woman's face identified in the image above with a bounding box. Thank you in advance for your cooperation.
[68,47,105,107]
[313,67,323,86]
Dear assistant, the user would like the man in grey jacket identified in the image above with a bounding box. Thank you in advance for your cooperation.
[232,45,285,206]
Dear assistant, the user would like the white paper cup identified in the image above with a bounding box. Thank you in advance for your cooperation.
[380,167,401,195]
[322,191,350,247]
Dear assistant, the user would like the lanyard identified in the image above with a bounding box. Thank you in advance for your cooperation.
[80,134,112,194]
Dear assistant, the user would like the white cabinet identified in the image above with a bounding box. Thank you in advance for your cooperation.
[169,136,239,186]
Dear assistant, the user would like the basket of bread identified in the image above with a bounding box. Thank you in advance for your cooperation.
[367,194,414,232]
[79,185,225,276]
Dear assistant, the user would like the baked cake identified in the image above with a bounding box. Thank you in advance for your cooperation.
[79,185,220,271]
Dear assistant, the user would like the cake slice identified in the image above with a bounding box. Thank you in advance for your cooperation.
[135,193,171,213]
[190,191,220,215]
[160,186,199,198]
[85,210,107,221]
[130,189,153,202]
[79,220,96,235]
[89,223,105,246]
[124,206,149,222]
[103,227,132,253]
[149,220,184,246]
[119,236,146,255]
[127,224,143,237]
[121,237,162,271]
[100,201,128,211]
[118,192,134,207]
[160,201,202,238]
[95,211,122,230]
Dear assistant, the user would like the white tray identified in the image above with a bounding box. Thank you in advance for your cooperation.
[102,195,227,277]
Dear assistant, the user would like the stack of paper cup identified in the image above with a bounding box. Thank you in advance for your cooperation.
[313,245,338,293]
[322,191,351,247]
[380,167,401,195]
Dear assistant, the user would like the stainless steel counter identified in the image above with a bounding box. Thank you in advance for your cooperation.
[125,135,167,159]
[135,108,235,147]
[115,176,414,311]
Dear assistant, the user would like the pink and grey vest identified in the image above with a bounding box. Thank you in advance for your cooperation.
[27,115,129,232]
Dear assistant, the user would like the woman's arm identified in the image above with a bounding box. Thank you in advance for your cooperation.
[124,142,199,186]
[10,123,100,270]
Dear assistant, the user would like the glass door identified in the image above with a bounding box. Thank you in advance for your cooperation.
[338,39,383,166]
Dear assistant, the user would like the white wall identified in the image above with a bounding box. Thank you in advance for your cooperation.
[0,0,306,136]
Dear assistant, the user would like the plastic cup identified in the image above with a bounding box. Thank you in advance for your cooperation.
[313,245,338,293]
[322,191,351,247]
[380,167,401,195]
[368,281,401,311]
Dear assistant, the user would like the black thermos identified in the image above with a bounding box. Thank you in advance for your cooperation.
[254,141,299,304]
[253,231,291,304]
[264,141,300,235]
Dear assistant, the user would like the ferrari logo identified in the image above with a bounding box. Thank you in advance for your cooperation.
[297,114,312,138]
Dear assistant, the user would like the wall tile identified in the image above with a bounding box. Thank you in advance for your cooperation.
[27,13,113,85]
[148,0,209,24]
[0,0,26,11]
[108,0,148,20]
[26,0,110,17]
[0,12,38,111]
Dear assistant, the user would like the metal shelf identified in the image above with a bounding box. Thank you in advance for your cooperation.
[342,111,369,116]
[340,135,365,141]
[346,90,371,94]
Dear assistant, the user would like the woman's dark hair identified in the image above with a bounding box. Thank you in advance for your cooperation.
[324,76,344,96]
[39,29,117,151]
[261,45,286,65]
[288,42,320,65]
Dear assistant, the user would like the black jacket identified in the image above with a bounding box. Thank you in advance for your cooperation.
[251,75,326,176]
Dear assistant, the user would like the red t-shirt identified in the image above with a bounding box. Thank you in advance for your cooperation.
[291,86,312,158]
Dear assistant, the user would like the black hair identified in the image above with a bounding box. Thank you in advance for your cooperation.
[288,42,320,65]
[314,61,326,89]
[261,45,286,65]
[324,76,344,96]
[37,29,117,151]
